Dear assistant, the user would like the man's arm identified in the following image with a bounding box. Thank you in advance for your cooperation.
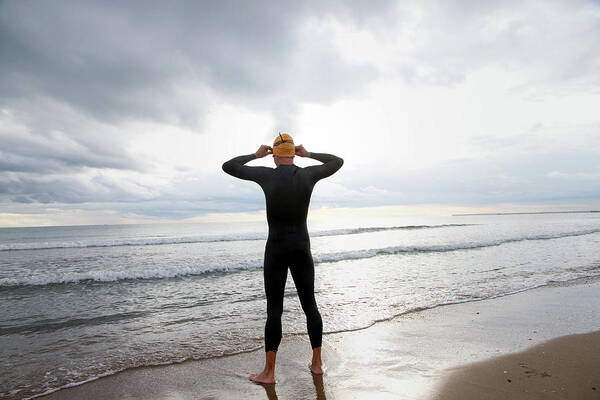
[296,145,344,182]
[222,145,273,182]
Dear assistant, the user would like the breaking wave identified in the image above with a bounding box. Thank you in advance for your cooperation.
[2,228,599,288]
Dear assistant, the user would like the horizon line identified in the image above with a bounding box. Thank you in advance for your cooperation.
[453,210,599,216]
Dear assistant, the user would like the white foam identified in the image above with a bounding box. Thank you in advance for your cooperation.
[314,228,600,263]
[0,260,264,287]
[3,228,599,288]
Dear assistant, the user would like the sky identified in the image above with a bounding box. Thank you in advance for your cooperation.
[1,0,599,227]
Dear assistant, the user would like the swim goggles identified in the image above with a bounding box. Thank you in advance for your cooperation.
[274,132,294,146]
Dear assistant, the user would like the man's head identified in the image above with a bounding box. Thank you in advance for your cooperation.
[273,133,295,166]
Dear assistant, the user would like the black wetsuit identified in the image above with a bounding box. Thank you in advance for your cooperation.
[222,152,343,351]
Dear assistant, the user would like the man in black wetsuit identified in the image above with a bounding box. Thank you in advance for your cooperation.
[222,133,343,384]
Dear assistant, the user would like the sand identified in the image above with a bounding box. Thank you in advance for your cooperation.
[433,331,600,400]
[39,277,600,400]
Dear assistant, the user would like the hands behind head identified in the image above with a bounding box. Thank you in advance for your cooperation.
[295,144,310,158]
[255,145,273,158]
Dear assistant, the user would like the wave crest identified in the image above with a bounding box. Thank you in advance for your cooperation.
[2,228,598,288]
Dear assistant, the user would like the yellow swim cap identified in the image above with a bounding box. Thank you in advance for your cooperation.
[273,133,295,157]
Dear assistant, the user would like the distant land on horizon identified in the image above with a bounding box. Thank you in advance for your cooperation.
[453,210,599,216]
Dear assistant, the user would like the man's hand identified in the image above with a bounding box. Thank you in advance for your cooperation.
[255,145,273,158]
[295,144,310,158]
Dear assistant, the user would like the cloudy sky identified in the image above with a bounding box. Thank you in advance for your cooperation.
[1,0,599,227]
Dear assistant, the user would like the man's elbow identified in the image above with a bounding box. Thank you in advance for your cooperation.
[336,157,344,169]
[222,161,232,174]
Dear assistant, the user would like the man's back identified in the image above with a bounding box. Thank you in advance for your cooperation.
[222,152,343,246]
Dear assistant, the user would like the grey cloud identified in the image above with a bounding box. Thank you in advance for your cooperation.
[331,149,600,206]
[0,164,591,223]
[0,0,389,125]
[0,133,137,173]
[0,99,141,173]
[387,0,600,88]
[0,175,129,204]
[0,167,265,214]
[5,147,598,219]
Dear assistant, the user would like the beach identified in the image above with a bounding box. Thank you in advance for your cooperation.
[38,277,600,399]
[2,213,600,399]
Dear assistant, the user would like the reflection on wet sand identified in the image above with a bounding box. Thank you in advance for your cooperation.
[259,383,277,400]
[257,373,327,400]
[312,374,326,400]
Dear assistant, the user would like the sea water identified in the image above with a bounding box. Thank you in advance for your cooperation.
[1,212,599,399]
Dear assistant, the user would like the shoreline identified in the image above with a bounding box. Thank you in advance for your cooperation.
[36,275,600,400]
[28,276,591,397]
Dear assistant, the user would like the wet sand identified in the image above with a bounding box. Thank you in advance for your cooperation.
[433,331,600,400]
[39,277,600,400]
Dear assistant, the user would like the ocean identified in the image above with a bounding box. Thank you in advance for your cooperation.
[1,212,599,399]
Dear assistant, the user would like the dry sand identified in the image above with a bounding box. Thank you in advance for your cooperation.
[39,278,600,400]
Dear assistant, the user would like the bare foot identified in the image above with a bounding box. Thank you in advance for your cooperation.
[309,363,324,375]
[249,371,276,384]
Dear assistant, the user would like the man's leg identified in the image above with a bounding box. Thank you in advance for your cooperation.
[289,248,324,374]
[250,246,287,384]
